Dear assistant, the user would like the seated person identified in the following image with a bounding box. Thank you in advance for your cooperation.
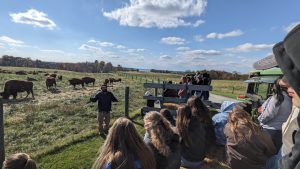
[224,109,276,169]
[212,101,237,145]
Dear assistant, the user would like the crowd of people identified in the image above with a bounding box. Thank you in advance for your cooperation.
[163,72,212,101]
[3,24,300,169]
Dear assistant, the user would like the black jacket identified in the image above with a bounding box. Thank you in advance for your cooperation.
[90,90,118,112]
[180,117,206,162]
[147,133,181,169]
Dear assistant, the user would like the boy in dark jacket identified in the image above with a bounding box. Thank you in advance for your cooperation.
[90,84,118,134]
[273,23,300,169]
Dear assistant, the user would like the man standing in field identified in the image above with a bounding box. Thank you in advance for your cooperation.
[90,84,118,135]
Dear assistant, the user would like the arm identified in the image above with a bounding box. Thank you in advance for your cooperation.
[111,93,118,102]
[258,96,280,124]
[90,92,100,102]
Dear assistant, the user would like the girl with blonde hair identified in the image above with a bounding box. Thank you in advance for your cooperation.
[176,104,206,168]
[144,111,180,169]
[2,153,37,169]
[224,109,276,169]
[93,117,156,169]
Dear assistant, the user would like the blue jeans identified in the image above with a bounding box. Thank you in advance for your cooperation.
[264,147,282,169]
[181,157,202,169]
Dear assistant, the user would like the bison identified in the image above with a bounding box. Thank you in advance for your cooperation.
[82,77,95,86]
[27,77,38,81]
[58,75,63,81]
[46,77,56,89]
[0,80,34,99]
[69,78,84,89]
[15,71,27,75]
[44,73,49,76]
[49,74,57,78]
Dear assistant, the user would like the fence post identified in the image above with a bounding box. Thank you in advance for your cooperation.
[232,87,235,94]
[0,98,4,168]
[125,87,129,118]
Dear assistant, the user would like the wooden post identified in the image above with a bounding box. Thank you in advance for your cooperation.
[125,87,129,118]
[232,87,235,94]
[0,99,4,168]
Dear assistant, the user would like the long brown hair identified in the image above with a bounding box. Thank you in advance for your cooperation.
[93,117,156,169]
[3,153,38,169]
[227,109,260,143]
[187,96,212,125]
[176,104,193,145]
[144,111,177,157]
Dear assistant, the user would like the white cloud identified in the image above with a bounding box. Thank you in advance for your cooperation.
[103,0,207,29]
[116,45,126,49]
[160,55,172,60]
[0,36,25,47]
[176,46,190,51]
[161,37,185,45]
[193,20,205,27]
[79,44,106,56]
[10,9,56,29]
[283,21,300,33]
[87,40,114,47]
[206,29,243,39]
[194,35,204,42]
[177,49,222,60]
[40,49,64,54]
[126,48,146,53]
[227,43,274,53]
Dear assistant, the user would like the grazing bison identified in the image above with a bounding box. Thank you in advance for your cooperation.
[58,75,63,81]
[0,80,34,99]
[27,77,37,81]
[49,74,57,78]
[104,79,109,85]
[69,78,84,89]
[82,77,95,86]
[44,73,49,76]
[46,77,56,89]
[115,78,122,82]
[15,71,27,75]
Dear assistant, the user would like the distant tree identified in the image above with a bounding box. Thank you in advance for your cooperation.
[99,61,105,72]
[103,62,113,73]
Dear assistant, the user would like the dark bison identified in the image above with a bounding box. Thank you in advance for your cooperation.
[46,77,56,89]
[58,75,63,81]
[104,79,109,85]
[27,77,38,81]
[16,71,27,75]
[44,73,49,76]
[0,80,34,99]
[82,77,95,86]
[115,78,122,82]
[49,74,57,78]
[69,78,84,89]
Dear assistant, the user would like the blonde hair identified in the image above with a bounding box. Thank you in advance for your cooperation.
[92,117,156,169]
[3,153,38,169]
[144,111,177,156]
[227,108,260,143]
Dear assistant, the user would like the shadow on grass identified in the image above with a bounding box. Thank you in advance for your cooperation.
[2,97,34,104]
[48,88,61,94]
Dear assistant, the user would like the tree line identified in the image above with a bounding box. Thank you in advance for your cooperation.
[0,55,123,73]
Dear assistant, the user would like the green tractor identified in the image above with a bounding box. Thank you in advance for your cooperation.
[239,55,283,119]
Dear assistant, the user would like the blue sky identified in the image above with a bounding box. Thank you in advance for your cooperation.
[0,0,299,73]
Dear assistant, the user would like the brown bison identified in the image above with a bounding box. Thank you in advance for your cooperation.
[69,78,84,89]
[104,78,109,85]
[82,77,95,86]
[58,75,63,81]
[27,77,38,81]
[15,71,27,75]
[46,77,56,89]
[0,80,34,99]
[49,74,57,78]
[44,73,49,76]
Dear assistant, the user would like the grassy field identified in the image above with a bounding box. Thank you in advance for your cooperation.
[0,67,236,169]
